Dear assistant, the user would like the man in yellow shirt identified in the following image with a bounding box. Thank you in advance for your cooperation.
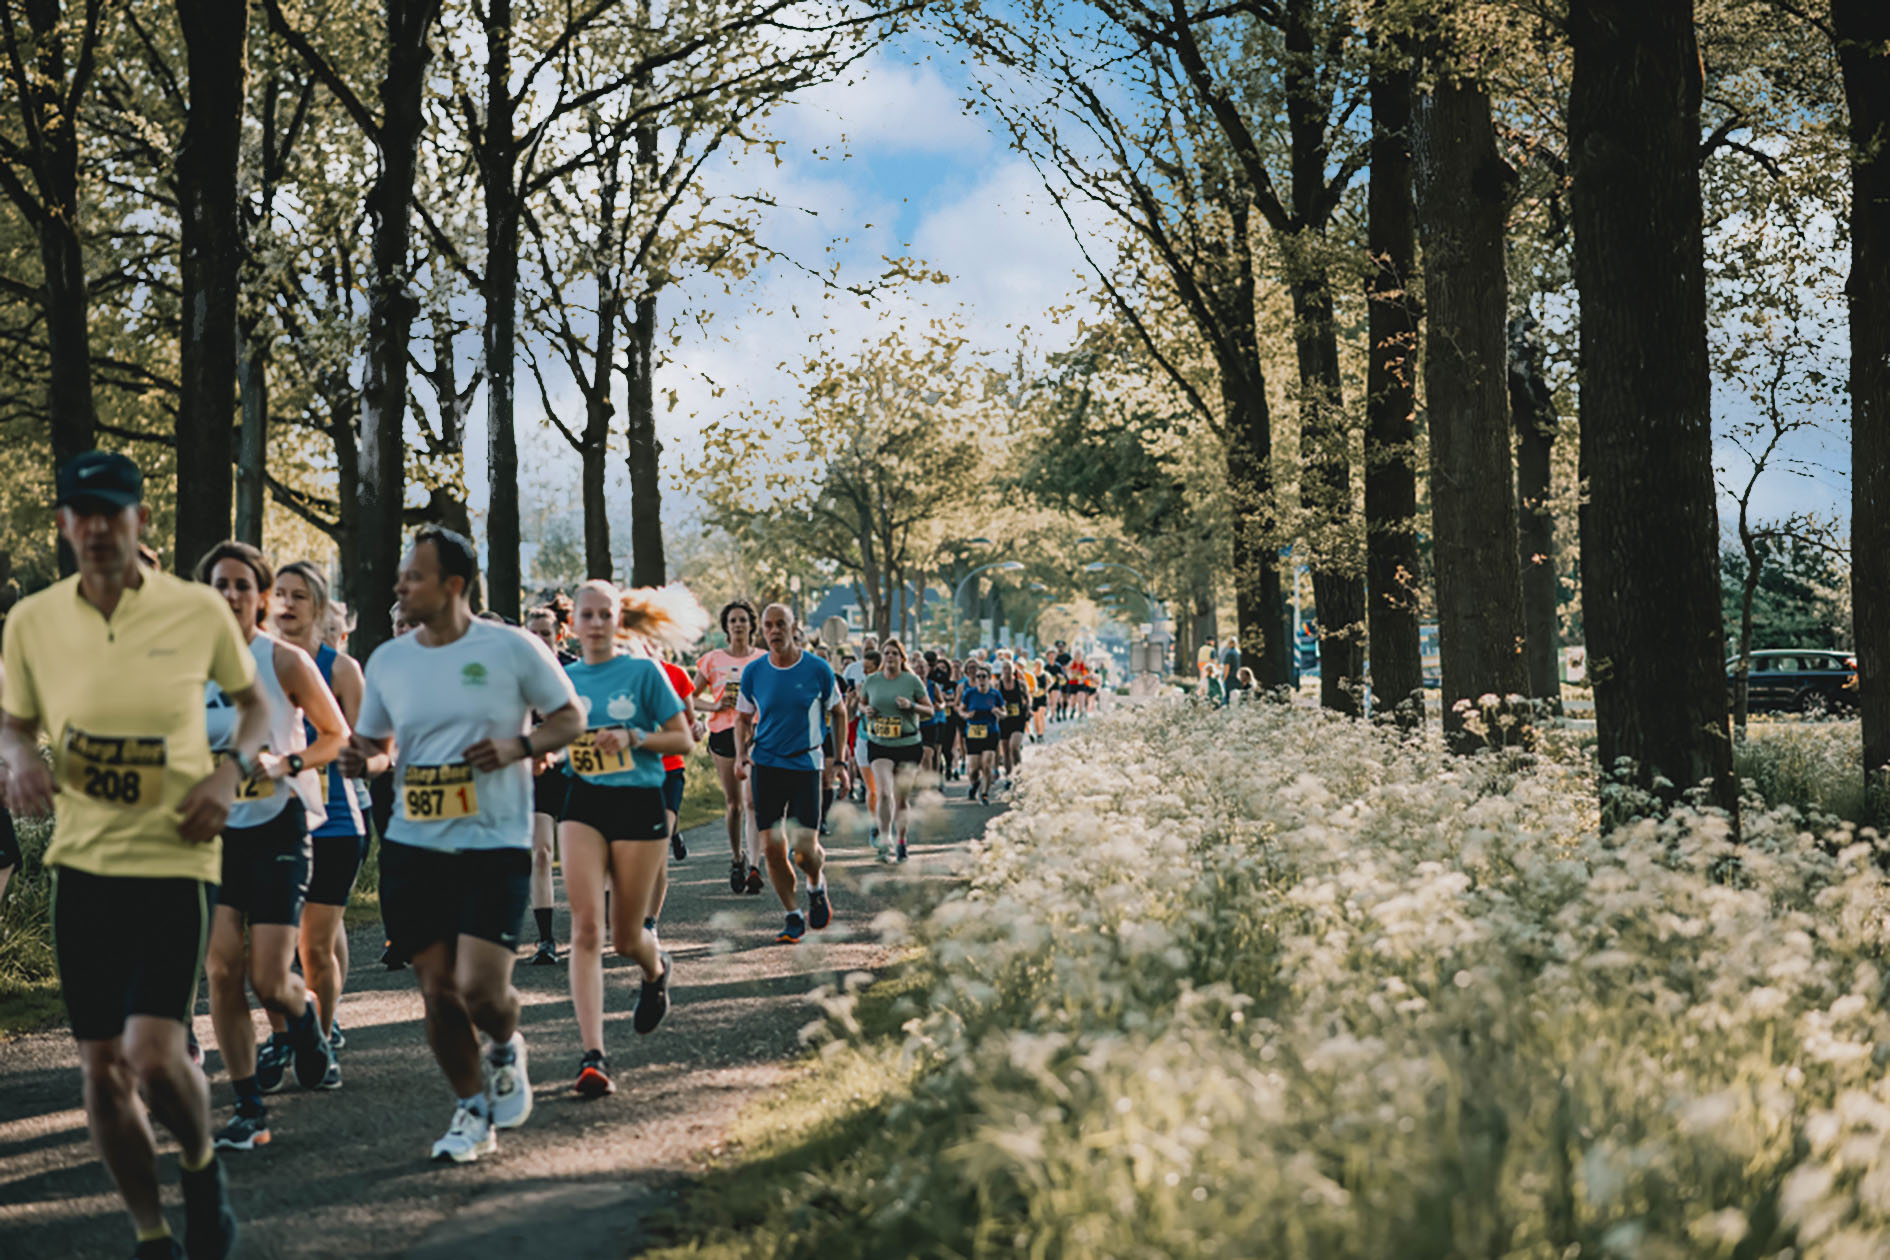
[0,452,266,1260]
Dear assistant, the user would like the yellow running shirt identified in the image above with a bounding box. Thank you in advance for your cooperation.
[2,571,256,882]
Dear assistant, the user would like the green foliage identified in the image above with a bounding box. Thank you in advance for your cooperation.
[1720,538,1849,651]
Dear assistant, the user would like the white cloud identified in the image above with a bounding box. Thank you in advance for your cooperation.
[782,52,993,157]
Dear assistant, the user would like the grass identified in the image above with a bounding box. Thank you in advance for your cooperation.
[0,812,60,1039]
[636,962,934,1259]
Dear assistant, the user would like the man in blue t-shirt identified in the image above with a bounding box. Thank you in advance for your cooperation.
[734,604,851,944]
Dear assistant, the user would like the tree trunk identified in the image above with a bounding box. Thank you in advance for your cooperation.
[173,0,250,572]
[581,393,611,580]
[353,0,440,660]
[1836,0,1890,806]
[624,119,666,588]
[1365,37,1425,726]
[1734,530,1760,733]
[235,315,268,546]
[483,0,521,620]
[1509,316,1562,715]
[1570,0,1735,818]
[330,388,360,606]
[1413,79,1531,751]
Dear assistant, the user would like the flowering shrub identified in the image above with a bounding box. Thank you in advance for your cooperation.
[1734,718,1866,822]
[772,700,1890,1259]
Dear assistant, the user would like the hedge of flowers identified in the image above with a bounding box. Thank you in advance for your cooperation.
[763,700,1889,1258]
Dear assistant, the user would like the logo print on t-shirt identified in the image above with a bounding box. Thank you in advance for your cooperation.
[461,662,488,686]
[607,694,637,721]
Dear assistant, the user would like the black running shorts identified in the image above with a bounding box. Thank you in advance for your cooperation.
[219,807,311,926]
[378,841,532,956]
[305,831,368,908]
[1000,718,1028,739]
[866,741,924,767]
[920,724,945,749]
[751,764,822,834]
[52,867,216,1041]
[707,728,737,759]
[558,776,669,842]
[662,767,685,818]
[532,767,569,819]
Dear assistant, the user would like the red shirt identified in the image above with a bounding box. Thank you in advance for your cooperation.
[661,661,693,773]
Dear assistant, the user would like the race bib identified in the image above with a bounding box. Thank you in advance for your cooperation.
[62,728,166,810]
[1006,703,1021,718]
[403,764,479,821]
[869,716,904,741]
[217,750,278,802]
[569,731,632,780]
[967,723,990,741]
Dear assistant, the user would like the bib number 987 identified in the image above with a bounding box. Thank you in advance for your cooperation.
[402,764,479,821]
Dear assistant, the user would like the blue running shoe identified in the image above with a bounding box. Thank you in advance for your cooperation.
[255,1034,291,1094]
[777,912,807,944]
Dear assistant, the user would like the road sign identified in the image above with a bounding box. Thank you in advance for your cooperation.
[820,616,848,646]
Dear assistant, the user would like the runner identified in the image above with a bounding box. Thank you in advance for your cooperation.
[849,648,884,853]
[263,560,368,1081]
[0,451,246,1259]
[919,655,950,780]
[1029,656,1049,742]
[957,664,1004,804]
[558,581,702,1098]
[656,647,702,864]
[193,543,346,1152]
[733,604,849,944]
[691,599,766,896]
[344,526,584,1163]
[996,660,1029,784]
[524,605,568,966]
[1067,650,1094,719]
[860,639,932,863]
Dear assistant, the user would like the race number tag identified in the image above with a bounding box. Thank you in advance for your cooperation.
[1006,702,1021,718]
[403,764,479,821]
[218,749,277,801]
[61,728,166,810]
[568,731,631,780]
[869,716,904,741]
[967,723,990,741]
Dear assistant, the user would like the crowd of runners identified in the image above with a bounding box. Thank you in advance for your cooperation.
[0,452,1108,1260]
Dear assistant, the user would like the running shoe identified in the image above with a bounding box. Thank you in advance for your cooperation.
[132,1238,184,1260]
[574,1050,615,1098]
[180,1152,238,1260]
[778,911,807,944]
[255,1034,291,1094]
[633,951,673,1034]
[981,792,992,806]
[487,1032,533,1130]
[530,938,559,967]
[808,886,832,931]
[327,1020,346,1052]
[730,858,746,894]
[745,864,764,896]
[670,832,687,860]
[317,1060,342,1091]
[896,839,909,863]
[291,1004,334,1091]
[430,1104,496,1163]
[381,940,407,971]
[212,1108,270,1152]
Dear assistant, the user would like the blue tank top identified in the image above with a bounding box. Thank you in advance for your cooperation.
[310,644,367,838]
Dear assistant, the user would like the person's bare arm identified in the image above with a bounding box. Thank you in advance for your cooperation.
[466,701,583,772]
[177,683,266,843]
[593,710,693,758]
[0,713,49,816]
[274,644,348,773]
[734,710,754,780]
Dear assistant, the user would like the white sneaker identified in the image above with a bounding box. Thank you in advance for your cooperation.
[430,1104,496,1163]
[488,1032,533,1130]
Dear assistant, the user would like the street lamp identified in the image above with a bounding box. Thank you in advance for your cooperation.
[952,560,1025,656]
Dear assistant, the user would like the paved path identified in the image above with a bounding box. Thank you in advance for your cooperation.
[0,781,1005,1259]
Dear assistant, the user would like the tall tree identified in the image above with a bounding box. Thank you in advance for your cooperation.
[0,0,105,501]
[1509,314,1561,714]
[266,0,444,658]
[1835,0,1890,801]
[1363,18,1424,724]
[173,0,251,572]
[1571,0,1736,817]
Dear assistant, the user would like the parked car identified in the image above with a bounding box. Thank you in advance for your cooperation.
[1726,649,1858,714]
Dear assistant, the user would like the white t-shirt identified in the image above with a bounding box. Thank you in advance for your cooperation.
[841,659,867,691]
[356,621,578,852]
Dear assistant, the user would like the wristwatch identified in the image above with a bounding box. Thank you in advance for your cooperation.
[286,753,306,777]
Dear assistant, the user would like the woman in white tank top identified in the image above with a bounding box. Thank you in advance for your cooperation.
[195,542,350,1151]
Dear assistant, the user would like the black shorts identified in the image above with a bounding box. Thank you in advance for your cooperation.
[558,775,669,841]
[0,806,18,871]
[306,831,368,907]
[921,724,945,749]
[378,840,532,956]
[532,768,569,818]
[751,764,822,833]
[867,741,924,767]
[52,867,216,1041]
[1000,718,1028,739]
[219,807,311,927]
[707,728,736,759]
[1032,695,1046,711]
[663,767,685,818]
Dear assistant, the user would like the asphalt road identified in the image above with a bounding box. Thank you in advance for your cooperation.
[0,775,1008,1260]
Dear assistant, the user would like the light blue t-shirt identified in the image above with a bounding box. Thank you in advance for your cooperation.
[560,654,683,789]
[736,651,840,771]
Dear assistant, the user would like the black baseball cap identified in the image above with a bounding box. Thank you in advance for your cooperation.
[54,451,143,513]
